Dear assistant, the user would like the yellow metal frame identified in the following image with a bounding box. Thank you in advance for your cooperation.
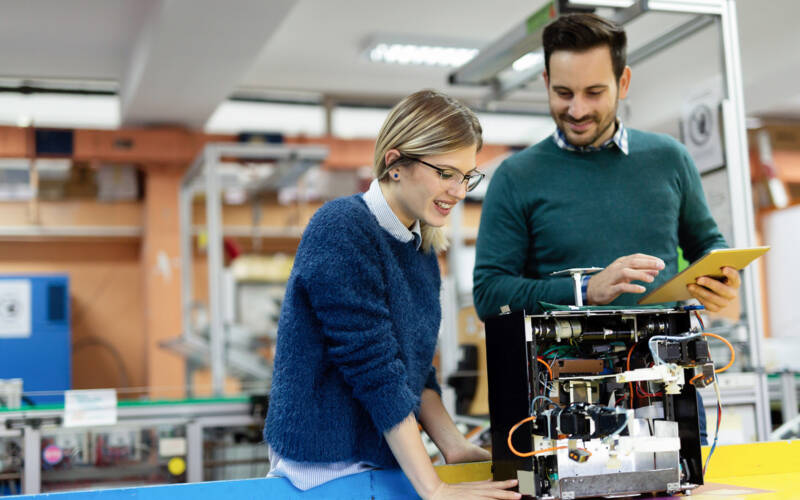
[436,441,800,498]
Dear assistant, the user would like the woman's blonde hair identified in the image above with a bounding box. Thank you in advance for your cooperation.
[373,89,482,254]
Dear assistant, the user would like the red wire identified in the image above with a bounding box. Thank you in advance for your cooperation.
[638,362,664,398]
[627,343,637,407]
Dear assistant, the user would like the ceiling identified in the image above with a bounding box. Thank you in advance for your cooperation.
[0,0,798,130]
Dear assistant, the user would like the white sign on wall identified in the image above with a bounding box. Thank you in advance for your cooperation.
[64,389,118,428]
[0,279,32,338]
[681,84,725,173]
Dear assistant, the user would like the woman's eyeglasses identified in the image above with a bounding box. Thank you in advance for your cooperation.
[401,156,485,192]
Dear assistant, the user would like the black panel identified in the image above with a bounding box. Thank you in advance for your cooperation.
[670,371,704,485]
[237,132,284,144]
[47,283,67,322]
[35,129,74,156]
[484,310,534,490]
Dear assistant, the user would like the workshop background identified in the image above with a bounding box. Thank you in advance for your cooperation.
[0,0,799,496]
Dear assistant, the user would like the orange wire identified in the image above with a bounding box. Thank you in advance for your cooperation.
[464,425,484,441]
[537,357,554,379]
[690,332,735,385]
[689,372,705,385]
[507,415,566,457]
[702,332,735,373]
[506,416,591,458]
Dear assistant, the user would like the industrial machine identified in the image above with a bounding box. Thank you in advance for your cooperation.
[0,275,70,406]
[0,396,267,495]
[485,306,730,499]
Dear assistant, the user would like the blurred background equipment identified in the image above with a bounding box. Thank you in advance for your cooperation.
[0,275,70,406]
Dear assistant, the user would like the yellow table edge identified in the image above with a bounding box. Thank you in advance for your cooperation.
[434,441,800,483]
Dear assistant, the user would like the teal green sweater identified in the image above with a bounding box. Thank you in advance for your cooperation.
[473,129,726,319]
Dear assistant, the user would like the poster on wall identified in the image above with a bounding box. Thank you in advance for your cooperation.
[681,84,725,173]
[0,279,32,338]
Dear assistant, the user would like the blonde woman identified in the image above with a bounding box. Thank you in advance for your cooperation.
[265,90,520,500]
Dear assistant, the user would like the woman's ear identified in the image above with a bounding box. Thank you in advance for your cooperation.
[384,149,401,167]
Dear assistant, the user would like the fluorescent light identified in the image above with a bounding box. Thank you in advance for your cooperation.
[332,107,390,140]
[368,43,478,67]
[512,52,544,72]
[565,0,635,7]
[205,101,325,136]
[0,94,119,129]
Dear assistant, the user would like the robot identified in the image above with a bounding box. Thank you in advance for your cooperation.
[485,305,729,499]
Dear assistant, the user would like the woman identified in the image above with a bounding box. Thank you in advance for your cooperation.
[265,90,519,500]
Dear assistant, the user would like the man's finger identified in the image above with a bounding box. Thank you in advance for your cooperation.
[627,256,665,270]
[615,282,647,295]
[696,276,736,301]
[621,268,656,283]
[688,283,728,310]
[721,266,741,288]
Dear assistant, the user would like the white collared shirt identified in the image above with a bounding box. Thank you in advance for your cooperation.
[363,178,422,250]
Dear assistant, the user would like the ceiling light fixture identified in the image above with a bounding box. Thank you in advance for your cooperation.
[368,43,479,67]
[511,52,544,72]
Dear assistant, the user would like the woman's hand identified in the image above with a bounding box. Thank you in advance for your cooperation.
[429,479,521,500]
[443,441,491,464]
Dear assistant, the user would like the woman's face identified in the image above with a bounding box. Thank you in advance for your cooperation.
[386,144,478,228]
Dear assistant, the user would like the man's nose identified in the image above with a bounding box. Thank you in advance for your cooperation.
[568,97,588,119]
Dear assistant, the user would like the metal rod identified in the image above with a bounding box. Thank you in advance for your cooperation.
[205,147,226,396]
[627,15,715,66]
[22,426,40,494]
[179,182,196,398]
[186,421,203,483]
[449,2,555,86]
[780,371,799,424]
[718,0,771,440]
[646,0,722,15]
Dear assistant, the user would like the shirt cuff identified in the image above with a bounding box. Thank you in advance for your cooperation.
[581,275,591,305]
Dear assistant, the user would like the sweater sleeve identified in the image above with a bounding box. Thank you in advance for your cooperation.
[424,365,442,395]
[298,215,419,434]
[675,144,728,262]
[473,161,574,320]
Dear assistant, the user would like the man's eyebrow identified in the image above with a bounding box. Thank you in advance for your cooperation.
[551,84,608,91]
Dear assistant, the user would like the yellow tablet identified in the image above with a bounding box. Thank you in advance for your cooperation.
[637,246,770,305]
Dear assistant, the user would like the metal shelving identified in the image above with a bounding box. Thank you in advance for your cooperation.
[164,143,327,396]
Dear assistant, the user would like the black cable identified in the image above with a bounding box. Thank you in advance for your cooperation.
[72,336,131,388]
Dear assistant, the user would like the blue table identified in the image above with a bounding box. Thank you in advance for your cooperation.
[14,470,420,499]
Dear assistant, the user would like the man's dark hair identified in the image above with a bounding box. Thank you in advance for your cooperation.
[543,13,627,81]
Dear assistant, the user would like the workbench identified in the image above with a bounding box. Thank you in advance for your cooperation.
[13,441,800,499]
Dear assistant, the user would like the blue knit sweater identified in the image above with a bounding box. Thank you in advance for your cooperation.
[265,195,442,468]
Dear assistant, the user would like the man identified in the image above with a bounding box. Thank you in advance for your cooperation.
[473,13,740,320]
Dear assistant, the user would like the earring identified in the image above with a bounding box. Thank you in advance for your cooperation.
[393,173,399,179]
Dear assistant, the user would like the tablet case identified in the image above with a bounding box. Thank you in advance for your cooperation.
[637,246,770,305]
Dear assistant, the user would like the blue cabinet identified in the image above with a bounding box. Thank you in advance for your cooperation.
[0,275,70,405]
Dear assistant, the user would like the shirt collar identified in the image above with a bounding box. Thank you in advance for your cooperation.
[362,178,422,250]
[552,118,629,155]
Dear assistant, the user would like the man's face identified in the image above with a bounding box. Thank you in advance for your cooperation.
[544,45,630,148]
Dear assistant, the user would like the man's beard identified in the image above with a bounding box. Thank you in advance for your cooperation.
[553,99,618,147]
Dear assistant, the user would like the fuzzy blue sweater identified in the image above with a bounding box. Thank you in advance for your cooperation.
[264,195,442,468]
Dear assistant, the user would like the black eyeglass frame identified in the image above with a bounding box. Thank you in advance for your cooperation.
[400,155,486,192]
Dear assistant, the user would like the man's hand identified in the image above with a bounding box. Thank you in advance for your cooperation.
[687,266,740,312]
[586,253,665,305]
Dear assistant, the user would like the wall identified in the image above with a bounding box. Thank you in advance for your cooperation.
[0,240,145,396]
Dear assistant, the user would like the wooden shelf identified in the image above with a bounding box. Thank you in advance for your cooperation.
[0,225,141,241]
